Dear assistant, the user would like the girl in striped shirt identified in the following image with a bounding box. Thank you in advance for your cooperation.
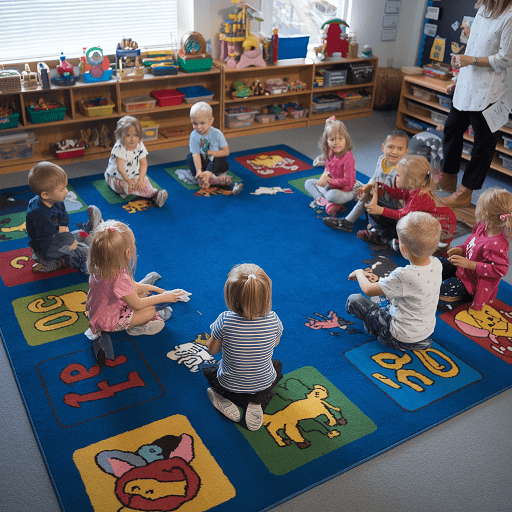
[202,263,283,431]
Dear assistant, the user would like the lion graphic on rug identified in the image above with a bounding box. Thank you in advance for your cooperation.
[263,384,347,449]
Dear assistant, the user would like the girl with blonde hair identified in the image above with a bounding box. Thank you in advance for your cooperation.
[439,187,512,311]
[86,220,185,337]
[305,116,361,217]
[362,154,457,251]
[202,263,283,431]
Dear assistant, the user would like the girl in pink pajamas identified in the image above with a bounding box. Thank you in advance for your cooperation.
[305,117,361,217]
[439,188,512,311]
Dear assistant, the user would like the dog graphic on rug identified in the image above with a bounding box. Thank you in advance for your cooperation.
[263,382,347,449]
[95,433,200,511]
[166,333,214,372]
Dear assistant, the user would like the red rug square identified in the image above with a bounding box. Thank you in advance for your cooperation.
[235,149,313,178]
[0,246,76,287]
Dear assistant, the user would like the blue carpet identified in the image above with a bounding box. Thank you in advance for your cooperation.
[1,145,512,512]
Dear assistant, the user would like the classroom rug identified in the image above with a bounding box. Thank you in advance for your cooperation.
[2,144,512,512]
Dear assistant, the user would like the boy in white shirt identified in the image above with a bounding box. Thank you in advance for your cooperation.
[186,102,243,195]
[346,211,442,351]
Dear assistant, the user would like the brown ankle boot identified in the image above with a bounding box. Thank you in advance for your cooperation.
[436,172,458,193]
[441,185,473,208]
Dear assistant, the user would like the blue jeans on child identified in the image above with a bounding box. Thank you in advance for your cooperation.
[44,231,88,273]
[345,293,433,351]
[186,153,229,175]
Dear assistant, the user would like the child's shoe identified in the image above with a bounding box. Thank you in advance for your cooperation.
[245,402,264,431]
[312,155,325,167]
[323,217,354,232]
[232,182,243,195]
[325,202,344,217]
[154,189,168,207]
[390,238,400,251]
[357,228,384,244]
[127,318,165,336]
[207,388,241,422]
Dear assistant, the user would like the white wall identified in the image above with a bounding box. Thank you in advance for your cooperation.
[194,0,427,68]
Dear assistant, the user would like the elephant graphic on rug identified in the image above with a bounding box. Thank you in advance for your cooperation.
[263,383,347,449]
[95,433,200,511]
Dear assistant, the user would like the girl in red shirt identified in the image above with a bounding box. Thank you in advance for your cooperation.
[362,154,456,251]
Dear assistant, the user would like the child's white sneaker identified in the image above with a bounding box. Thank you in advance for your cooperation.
[155,189,168,207]
[127,319,165,336]
[245,402,264,431]
[207,388,241,422]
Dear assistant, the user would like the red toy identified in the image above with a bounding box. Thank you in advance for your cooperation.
[321,18,350,58]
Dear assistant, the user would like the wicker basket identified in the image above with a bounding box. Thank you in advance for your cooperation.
[0,70,22,93]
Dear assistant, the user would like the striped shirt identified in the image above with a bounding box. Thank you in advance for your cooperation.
[211,310,283,393]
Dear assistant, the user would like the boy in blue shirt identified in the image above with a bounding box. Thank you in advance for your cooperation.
[186,102,242,195]
[26,161,102,273]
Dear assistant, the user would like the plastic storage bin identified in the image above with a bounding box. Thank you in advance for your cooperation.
[341,92,371,110]
[431,110,448,125]
[255,113,276,124]
[141,121,159,141]
[462,141,473,155]
[500,153,512,169]
[0,130,38,160]
[322,68,348,87]
[503,135,512,149]
[403,116,430,132]
[177,86,214,103]
[122,96,157,112]
[225,108,258,128]
[312,95,342,113]
[410,85,437,102]
[0,113,19,130]
[405,99,430,117]
[437,94,452,109]
[151,89,185,107]
[278,35,310,60]
[79,98,115,117]
[265,79,288,94]
[347,62,374,84]
[54,144,86,159]
[26,104,66,124]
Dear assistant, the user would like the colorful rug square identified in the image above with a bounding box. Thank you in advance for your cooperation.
[1,145,512,512]
[235,149,313,178]
[0,246,75,287]
[92,176,162,204]
[165,166,242,192]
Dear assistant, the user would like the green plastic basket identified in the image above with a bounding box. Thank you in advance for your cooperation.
[0,113,19,130]
[26,105,66,124]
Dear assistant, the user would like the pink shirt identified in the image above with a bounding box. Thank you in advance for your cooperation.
[325,150,356,192]
[86,269,134,334]
[457,223,510,310]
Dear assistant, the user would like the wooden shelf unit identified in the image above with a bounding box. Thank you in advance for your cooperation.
[396,74,512,179]
[0,56,378,175]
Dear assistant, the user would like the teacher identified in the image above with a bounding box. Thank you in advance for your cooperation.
[437,0,512,208]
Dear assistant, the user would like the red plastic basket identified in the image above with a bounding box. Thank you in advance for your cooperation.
[151,89,185,107]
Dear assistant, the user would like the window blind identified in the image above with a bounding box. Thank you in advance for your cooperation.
[0,0,178,63]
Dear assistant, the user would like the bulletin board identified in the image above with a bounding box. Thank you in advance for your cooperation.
[417,0,478,66]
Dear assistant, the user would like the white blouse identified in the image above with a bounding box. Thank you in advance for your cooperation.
[454,5,512,111]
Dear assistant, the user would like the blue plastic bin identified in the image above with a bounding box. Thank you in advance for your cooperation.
[177,86,214,103]
[278,35,310,60]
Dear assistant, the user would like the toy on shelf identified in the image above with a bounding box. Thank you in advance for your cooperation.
[232,80,252,99]
[362,45,373,58]
[82,47,113,83]
[219,1,266,68]
[320,18,350,58]
[0,104,19,130]
[250,80,265,96]
[116,38,144,80]
[53,139,86,160]
[22,64,38,90]
[178,32,212,73]
[286,79,307,92]
[52,52,79,86]
[37,62,51,89]
[265,78,288,95]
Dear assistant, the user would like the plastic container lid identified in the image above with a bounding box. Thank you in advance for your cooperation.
[0,129,37,147]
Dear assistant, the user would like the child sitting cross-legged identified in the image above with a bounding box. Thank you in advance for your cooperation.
[324,129,409,231]
[26,161,103,274]
[186,101,243,195]
[361,154,457,252]
[346,211,443,351]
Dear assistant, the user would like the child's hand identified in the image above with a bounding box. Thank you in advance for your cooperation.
[317,173,328,188]
[161,289,188,302]
[348,269,362,281]
[448,255,477,270]
[365,186,384,216]
[134,177,145,192]
[357,183,372,200]
[447,247,463,257]
[127,178,138,192]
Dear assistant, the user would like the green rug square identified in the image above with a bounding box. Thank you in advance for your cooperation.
[92,177,162,204]
[237,366,377,475]
[165,166,242,191]
[288,174,322,197]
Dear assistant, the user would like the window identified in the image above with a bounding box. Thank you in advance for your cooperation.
[0,0,181,64]
[266,0,353,47]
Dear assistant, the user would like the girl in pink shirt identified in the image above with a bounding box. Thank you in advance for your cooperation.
[86,220,185,337]
[305,117,360,217]
[439,188,512,311]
